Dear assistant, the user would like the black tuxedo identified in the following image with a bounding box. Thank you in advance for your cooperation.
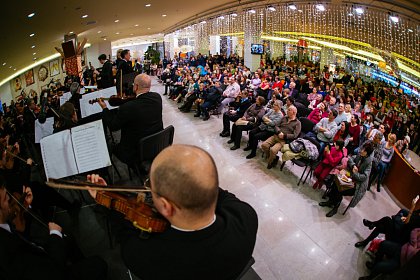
[111,189,258,280]
[0,227,107,280]
[98,60,114,89]
[102,91,163,163]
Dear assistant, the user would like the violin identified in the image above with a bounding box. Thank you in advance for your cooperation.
[9,191,28,232]
[46,179,168,233]
[95,191,168,233]
[88,95,136,107]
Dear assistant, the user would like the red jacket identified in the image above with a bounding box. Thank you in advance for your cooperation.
[322,147,343,167]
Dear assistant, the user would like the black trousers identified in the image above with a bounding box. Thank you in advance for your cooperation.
[328,182,356,206]
[248,127,274,152]
[231,123,255,147]
[222,112,240,132]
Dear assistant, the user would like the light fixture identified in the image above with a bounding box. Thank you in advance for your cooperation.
[162,14,167,17]
[31,45,35,48]
[288,4,297,10]
[82,14,88,18]
[2,63,6,66]
[33,57,37,60]
[316,4,325,11]
[218,16,225,20]
[298,10,303,12]
[29,33,35,37]
[115,32,120,34]
[27,12,35,18]
[69,31,74,34]
[33,52,36,55]
[268,6,276,11]
[355,8,364,14]
[114,19,119,23]
[390,15,399,23]
[408,29,413,32]
[9,66,12,69]
[97,31,102,33]
[130,33,134,35]
[104,38,107,41]
[13,68,16,71]
[147,27,151,30]
[248,9,256,14]
[231,13,237,17]
[134,24,139,27]
[200,20,206,24]
[348,13,353,16]
[145,4,151,7]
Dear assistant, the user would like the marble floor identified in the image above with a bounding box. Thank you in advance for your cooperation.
[154,78,401,280]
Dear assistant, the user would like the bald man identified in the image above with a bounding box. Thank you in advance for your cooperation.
[87,145,258,280]
[98,73,163,163]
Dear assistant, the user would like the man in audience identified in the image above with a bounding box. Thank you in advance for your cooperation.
[220,91,252,137]
[87,145,258,280]
[197,80,223,121]
[261,105,301,169]
[334,103,348,126]
[98,73,163,164]
[312,109,339,153]
[218,77,240,113]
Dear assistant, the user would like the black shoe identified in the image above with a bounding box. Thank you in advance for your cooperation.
[246,152,256,159]
[227,139,234,144]
[220,131,230,137]
[267,162,274,169]
[319,201,333,207]
[358,276,373,280]
[163,93,168,95]
[230,145,239,151]
[377,186,381,192]
[355,241,368,248]
[272,156,280,167]
[194,113,200,117]
[203,116,210,121]
[220,131,226,137]
[243,146,251,151]
[326,206,338,217]
[363,219,375,230]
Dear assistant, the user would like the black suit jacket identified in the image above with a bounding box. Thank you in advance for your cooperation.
[0,227,67,280]
[102,92,163,163]
[98,60,114,89]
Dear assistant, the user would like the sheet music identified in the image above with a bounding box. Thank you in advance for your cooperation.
[40,130,78,180]
[79,87,118,118]
[59,92,72,106]
[70,120,111,173]
[35,117,54,143]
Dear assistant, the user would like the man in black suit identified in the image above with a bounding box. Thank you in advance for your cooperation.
[116,49,134,94]
[98,73,163,163]
[220,90,252,137]
[0,176,107,280]
[87,144,258,280]
[96,54,114,89]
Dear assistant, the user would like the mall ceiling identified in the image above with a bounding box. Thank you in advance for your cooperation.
[0,0,419,84]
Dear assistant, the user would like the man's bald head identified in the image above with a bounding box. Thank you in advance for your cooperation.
[134,73,152,94]
[150,145,219,215]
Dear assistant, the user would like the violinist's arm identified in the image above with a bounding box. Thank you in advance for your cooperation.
[86,174,107,199]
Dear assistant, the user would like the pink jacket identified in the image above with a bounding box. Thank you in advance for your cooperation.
[322,147,344,168]
[401,228,420,266]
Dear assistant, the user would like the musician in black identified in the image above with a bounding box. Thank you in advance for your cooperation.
[116,49,134,95]
[96,54,114,89]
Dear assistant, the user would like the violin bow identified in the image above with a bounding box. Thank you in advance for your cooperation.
[6,190,49,230]
[46,178,151,193]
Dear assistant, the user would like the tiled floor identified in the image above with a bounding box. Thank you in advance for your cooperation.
[156,79,401,280]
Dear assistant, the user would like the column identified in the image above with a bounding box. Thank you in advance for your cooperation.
[85,41,112,68]
[243,11,263,71]
[209,35,220,55]
[320,47,334,71]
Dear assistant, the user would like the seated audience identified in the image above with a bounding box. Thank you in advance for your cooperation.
[313,140,345,189]
[220,91,252,137]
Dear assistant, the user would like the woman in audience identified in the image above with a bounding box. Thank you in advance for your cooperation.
[229,96,266,150]
[355,196,420,250]
[307,102,328,124]
[346,114,361,154]
[319,141,374,217]
[395,135,410,155]
[376,133,396,192]
[244,100,283,159]
[313,140,345,189]
[333,121,349,143]
[308,94,323,110]
[307,87,318,103]
[344,104,352,122]
[358,228,420,280]
[257,77,270,99]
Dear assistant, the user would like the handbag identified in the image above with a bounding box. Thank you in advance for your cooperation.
[334,174,354,192]
[235,119,249,126]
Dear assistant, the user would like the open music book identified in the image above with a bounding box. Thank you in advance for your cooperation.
[40,120,111,179]
[80,87,118,118]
